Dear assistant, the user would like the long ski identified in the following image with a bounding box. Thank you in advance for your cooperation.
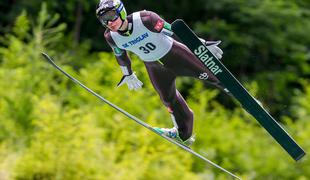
[171,19,306,161]
[41,52,242,180]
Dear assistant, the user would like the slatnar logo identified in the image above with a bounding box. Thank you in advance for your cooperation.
[194,45,223,75]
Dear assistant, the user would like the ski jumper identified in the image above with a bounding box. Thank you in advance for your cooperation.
[104,11,225,140]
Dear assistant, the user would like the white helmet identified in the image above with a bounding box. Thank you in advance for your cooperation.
[96,0,127,26]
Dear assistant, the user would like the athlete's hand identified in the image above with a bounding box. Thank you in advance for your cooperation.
[199,38,223,59]
[205,40,223,59]
[117,72,143,90]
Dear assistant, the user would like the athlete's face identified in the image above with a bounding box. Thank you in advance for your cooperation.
[107,17,123,32]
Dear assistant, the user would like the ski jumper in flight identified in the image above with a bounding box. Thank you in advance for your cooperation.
[96,0,229,146]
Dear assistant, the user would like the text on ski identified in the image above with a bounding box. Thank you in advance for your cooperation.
[194,45,223,75]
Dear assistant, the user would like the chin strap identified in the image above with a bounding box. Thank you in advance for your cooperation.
[119,19,125,29]
[118,22,132,36]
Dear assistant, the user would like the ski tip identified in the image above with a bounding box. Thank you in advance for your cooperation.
[41,52,49,59]
[40,52,54,64]
[171,19,189,32]
[171,19,185,27]
[172,19,184,24]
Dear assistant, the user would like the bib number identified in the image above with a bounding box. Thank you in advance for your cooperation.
[139,43,156,54]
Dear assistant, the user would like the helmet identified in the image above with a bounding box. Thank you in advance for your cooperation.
[96,0,127,26]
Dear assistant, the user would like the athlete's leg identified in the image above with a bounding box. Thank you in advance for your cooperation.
[162,41,231,95]
[144,61,193,140]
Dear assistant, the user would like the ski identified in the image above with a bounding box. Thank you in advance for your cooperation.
[171,19,306,161]
[41,52,242,180]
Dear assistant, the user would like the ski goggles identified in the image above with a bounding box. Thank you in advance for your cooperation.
[97,9,119,25]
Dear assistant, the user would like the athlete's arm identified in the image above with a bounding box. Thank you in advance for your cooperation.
[104,30,133,75]
[104,30,143,90]
[140,11,175,37]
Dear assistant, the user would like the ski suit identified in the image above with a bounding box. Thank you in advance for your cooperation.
[104,10,226,140]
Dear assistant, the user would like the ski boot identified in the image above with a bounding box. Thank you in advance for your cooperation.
[153,127,195,147]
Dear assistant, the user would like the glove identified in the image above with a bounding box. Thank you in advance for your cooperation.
[205,40,223,59]
[199,38,223,59]
[117,72,143,90]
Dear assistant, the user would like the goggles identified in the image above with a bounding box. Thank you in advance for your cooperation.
[97,9,119,25]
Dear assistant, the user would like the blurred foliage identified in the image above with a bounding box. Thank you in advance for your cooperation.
[0,1,309,180]
[194,0,310,116]
[1,0,310,116]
